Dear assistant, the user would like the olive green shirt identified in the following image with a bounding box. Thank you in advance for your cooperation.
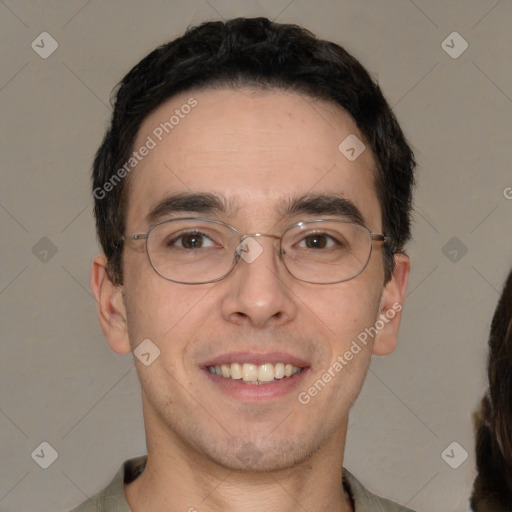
[70,456,416,511]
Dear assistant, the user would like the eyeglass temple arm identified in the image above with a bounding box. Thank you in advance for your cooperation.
[119,234,149,242]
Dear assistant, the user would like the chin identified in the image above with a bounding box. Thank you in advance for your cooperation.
[198,433,322,473]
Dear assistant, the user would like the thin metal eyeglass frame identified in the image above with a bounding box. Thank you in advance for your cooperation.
[118,217,387,285]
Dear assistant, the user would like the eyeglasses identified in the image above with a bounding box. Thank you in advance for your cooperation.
[119,217,387,285]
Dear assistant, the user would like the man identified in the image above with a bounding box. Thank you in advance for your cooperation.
[75,17,416,511]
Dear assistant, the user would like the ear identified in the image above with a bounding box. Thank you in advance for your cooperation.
[372,253,410,356]
[90,254,131,355]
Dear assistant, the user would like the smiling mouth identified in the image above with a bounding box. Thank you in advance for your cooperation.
[207,362,303,385]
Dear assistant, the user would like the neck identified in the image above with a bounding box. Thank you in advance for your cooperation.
[125,403,353,512]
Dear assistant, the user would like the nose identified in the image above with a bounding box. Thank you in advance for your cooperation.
[219,235,298,328]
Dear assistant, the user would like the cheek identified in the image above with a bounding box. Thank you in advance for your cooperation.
[123,266,215,358]
[314,281,381,333]
[122,262,176,348]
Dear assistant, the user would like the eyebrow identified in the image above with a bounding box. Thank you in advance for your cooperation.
[282,194,366,225]
[145,192,366,226]
[146,192,231,224]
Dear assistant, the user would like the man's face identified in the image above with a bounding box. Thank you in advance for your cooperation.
[117,88,397,471]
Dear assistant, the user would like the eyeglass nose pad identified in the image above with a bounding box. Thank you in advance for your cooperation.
[235,240,246,257]
[235,236,265,264]
[234,235,248,258]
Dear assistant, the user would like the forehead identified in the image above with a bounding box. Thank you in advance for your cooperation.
[125,88,381,231]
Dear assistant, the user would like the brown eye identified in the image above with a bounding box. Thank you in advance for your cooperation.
[166,231,216,249]
[305,234,327,248]
[180,233,205,249]
[299,233,339,249]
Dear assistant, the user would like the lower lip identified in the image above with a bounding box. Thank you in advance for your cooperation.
[201,368,309,402]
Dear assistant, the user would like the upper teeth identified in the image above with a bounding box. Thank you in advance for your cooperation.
[207,362,302,383]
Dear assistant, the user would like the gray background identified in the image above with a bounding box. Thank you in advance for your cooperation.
[1,1,511,511]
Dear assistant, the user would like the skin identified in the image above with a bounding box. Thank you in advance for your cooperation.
[91,88,410,512]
